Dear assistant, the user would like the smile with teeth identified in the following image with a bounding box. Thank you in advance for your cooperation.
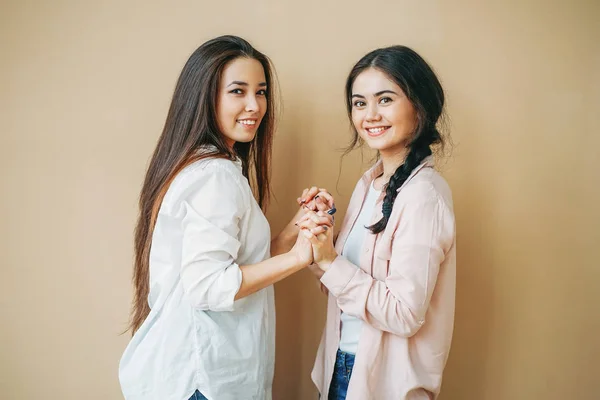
[237,119,257,126]
[366,126,390,135]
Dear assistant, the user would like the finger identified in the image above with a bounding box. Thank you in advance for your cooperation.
[316,211,334,226]
[316,233,328,241]
[297,211,329,228]
[313,211,334,225]
[310,225,329,235]
[316,191,335,208]
[302,186,320,203]
[303,229,322,246]
[301,228,315,240]
[316,215,334,227]
[315,196,329,212]
[295,210,316,225]
[303,212,333,228]
[299,188,308,204]
[304,199,318,212]
[297,219,319,230]
[300,211,333,227]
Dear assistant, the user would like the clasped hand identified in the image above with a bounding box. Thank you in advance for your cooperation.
[291,186,338,272]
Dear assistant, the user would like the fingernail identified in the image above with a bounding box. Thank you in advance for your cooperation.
[327,207,337,215]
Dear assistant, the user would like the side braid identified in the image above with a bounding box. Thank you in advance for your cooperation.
[368,143,432,234]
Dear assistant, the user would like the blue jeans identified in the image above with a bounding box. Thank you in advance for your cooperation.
[188,390,207,400]
[328,349,355,400]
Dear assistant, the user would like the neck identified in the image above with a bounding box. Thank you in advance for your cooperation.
[379,146,409,182]
[226,138,236,152]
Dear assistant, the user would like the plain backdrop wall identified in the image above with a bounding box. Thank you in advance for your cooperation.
[1,1,599,399]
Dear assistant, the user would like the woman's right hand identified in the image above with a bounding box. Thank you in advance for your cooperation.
[290,224,314,267]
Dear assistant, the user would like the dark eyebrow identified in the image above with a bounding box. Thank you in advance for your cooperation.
[352,90,398,98]
[375,90,398,96]
[227,81,267,87]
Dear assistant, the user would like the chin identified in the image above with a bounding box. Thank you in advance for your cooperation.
[226,132,257,144]
[237,134,257,143]
[364,137,392,151]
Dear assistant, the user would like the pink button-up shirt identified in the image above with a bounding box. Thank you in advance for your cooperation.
[311,156,456,400]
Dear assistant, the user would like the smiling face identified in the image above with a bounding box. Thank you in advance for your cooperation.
[216,57,268,148]
[350,67,417,157]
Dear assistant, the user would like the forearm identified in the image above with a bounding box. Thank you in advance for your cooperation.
[320,256,427,337]
[235,251,307,300]
[270,228,298,256]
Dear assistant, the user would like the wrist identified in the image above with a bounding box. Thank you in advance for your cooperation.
[288,249,311,270]
[317,255,337,272]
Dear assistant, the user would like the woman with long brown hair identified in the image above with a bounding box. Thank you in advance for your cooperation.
[118,35,332,400]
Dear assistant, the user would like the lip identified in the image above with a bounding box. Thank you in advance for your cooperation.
[364,126,391,137]
[237,118,259,129]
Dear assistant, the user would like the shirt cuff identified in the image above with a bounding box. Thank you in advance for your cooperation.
[319,256,359,297]
[210,263,243,312]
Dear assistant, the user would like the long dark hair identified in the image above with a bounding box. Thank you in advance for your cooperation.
[345,45,447,234]
[128,35,276,334]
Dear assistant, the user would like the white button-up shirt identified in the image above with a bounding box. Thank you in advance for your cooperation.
[119,156,275,400]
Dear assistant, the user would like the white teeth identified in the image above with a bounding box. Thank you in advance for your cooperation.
[367,127,387,133]
[238,120,256,126]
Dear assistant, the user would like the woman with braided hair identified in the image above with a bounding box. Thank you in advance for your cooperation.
[298,46,456,400]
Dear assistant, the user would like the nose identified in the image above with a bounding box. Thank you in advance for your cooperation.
[245,95,259,113]
[365,103,381,122]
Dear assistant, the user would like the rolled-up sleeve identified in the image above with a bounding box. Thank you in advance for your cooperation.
[179,163,245,312]
[321,188,455,337]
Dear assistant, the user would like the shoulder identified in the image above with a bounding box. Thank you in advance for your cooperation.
[397,167,453,210]
[165,157,248,208]
[390,168,456,244]
[183,157,242,181]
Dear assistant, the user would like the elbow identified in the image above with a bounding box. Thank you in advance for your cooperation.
[387,320,424,338]
[182,289,238,312]
[402,319,425,337]
[180,263,242,312]
[388,307,426,337]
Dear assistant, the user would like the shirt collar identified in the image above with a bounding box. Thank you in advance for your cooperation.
[361,155,434,192]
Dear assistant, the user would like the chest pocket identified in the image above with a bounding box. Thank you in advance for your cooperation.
[372,233,393,281]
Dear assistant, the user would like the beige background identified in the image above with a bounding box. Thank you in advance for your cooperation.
[1,0,599,399]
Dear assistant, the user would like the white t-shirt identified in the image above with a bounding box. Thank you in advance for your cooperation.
[119,156,275,400]
[339,180,381,354]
